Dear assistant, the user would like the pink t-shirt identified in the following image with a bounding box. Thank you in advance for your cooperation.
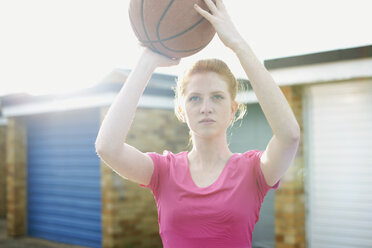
[140,149,280,248]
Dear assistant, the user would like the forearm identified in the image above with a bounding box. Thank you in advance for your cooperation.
[95,52,157,152]
[233,42,300,140]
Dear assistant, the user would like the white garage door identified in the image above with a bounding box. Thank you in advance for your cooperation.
[305,79,372,248]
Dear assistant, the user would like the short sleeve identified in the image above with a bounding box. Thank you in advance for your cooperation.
[251,150,280,202]
[139,151,170,198]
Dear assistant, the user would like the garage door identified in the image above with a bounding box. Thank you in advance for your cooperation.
[27,109,102,248]
[305,79,372,247]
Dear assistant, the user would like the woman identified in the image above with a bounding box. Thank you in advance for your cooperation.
[95,0,300,247]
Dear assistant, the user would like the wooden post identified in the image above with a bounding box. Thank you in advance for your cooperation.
[6,117,27,236]
[275,86,306,248]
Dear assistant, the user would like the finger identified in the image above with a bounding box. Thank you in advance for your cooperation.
[202,0,218,14]
[215,0,226,11]
[194,4,214,22]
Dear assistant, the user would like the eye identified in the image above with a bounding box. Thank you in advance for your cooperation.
[214,94,223,100]
[189,96,200,101]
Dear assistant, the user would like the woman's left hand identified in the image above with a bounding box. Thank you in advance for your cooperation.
[194,0,245,51]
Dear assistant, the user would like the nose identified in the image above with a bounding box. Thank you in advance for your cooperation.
[200,98,212,114]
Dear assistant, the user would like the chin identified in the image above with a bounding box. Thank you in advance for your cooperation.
[194,130,224,139]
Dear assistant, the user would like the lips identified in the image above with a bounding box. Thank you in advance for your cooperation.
[199,118,215,123]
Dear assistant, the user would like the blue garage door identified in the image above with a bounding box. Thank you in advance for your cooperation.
[27,109,101,248]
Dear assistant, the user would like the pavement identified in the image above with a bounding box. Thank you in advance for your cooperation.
[0,219,87,248]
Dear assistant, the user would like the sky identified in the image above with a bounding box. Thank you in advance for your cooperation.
[0,0,371,96]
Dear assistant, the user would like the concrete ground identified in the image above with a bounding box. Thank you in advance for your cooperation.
[0,218,88,248]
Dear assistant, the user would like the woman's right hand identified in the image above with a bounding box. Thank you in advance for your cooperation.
[140,47,181,68]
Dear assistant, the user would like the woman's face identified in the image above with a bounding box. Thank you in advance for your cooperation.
[181,72,236,139]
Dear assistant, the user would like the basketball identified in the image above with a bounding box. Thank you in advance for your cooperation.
[128,0,216,59]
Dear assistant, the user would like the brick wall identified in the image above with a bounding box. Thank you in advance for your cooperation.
[100,107,189,248]
[6,117,27,236]
[0,125,6,218]
[275,86,306,248]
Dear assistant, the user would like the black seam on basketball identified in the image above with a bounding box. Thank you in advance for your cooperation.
[138,17,205,44]
[159,17,206,42]
[141,0,157,51]
[155,0,209,54]
[155,0,175,51]
[159,43,208,53]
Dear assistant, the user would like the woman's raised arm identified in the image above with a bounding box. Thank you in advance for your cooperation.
[95,48,179,185]
[195,0,300,186]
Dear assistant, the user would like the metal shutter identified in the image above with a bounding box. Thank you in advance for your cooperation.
[305,80,372,248]
[27,109,101,248]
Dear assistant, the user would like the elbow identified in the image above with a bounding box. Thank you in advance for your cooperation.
[95,143,114,164]
[278,124,301,142]
[291,124,301,141]
[95,139,123,158]
[95,139,110,157]
[95,134,113,156]
[95,141,105,157]
[95,133,104,155]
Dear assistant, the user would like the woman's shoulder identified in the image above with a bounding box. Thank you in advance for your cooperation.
[147,150,188,161]
[233,149,264,161]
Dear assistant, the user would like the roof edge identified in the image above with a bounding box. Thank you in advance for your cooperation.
[264,45,372,70]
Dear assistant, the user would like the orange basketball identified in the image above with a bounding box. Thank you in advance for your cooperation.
[128,0,216,59]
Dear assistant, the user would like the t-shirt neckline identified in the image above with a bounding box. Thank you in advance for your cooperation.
[184,151,237,190]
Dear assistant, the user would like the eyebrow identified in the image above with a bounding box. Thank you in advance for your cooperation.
[187,91,226,95]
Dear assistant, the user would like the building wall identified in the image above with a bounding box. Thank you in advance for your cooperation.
[6,117,27,236]
[0,125,7,218]
[275,85,306,248]
[100,107,189,248]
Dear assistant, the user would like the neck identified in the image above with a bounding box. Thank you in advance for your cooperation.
[188,132,233,170]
